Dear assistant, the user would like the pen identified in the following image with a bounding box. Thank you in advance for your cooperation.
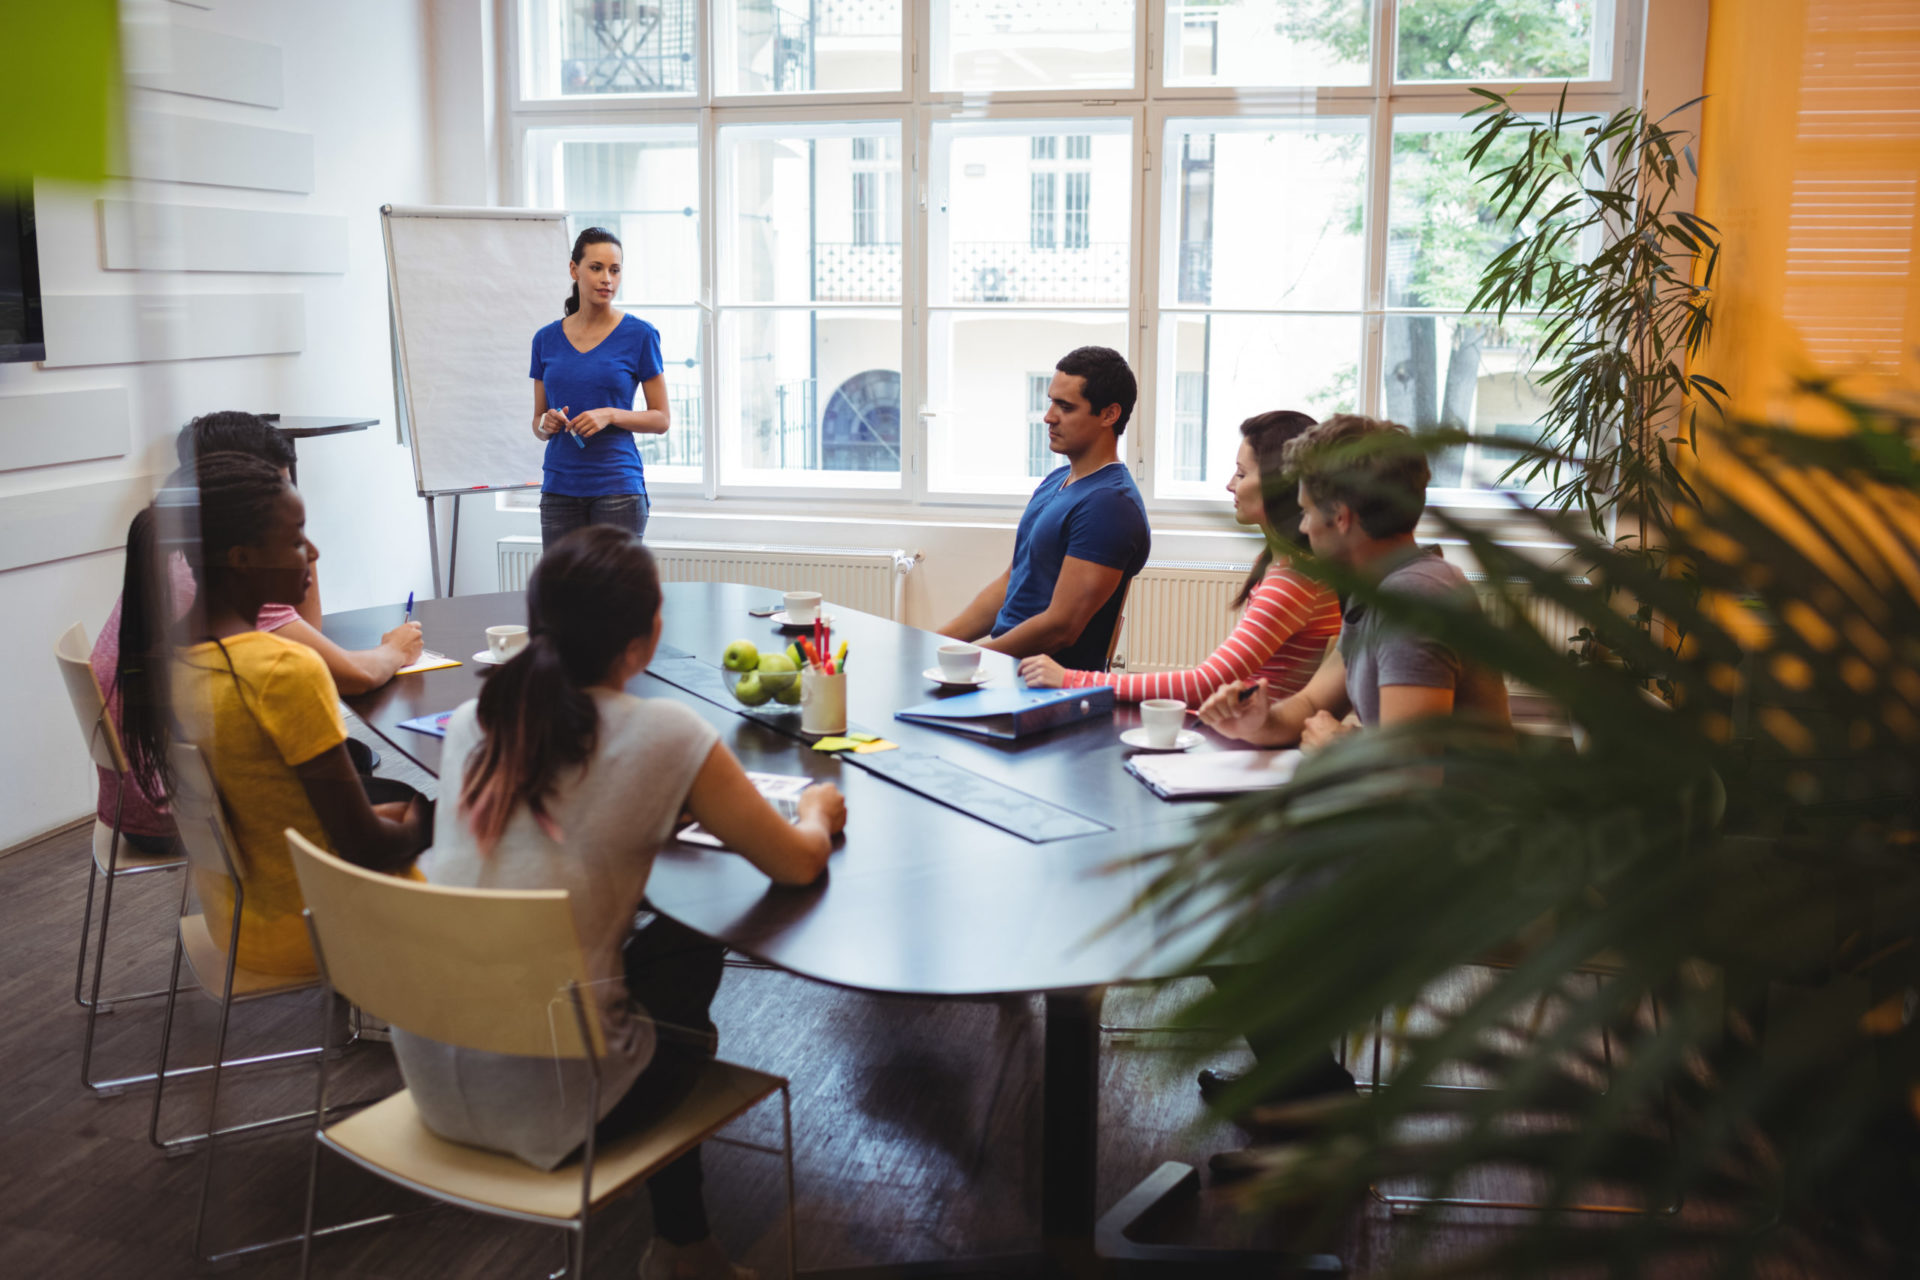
[404,591,414,623]
[1236,682,1262,704]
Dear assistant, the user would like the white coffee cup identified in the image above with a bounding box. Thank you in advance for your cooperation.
[1141,698,1186,749]
[486,624,529,661]
[937,642,982,682]
[783,590,822,625]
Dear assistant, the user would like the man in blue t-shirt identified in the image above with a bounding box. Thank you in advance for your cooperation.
[939,346,1151,671]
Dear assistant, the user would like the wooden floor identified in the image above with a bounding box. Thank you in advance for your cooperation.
[0,725,1841,1278]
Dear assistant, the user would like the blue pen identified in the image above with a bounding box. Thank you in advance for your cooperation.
[404,591,414,622]
[570,428,587,449]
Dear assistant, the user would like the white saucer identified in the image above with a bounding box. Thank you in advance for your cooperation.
[923,667,989,689]
[770,610,835,630]
[471,649,513,666]
[1121,727,1202,752]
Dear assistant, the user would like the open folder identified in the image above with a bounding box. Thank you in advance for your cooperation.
[895,685,1114,741]
[1126,749,1304,799]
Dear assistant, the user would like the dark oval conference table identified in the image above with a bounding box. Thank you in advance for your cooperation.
[324,583,1327,1278]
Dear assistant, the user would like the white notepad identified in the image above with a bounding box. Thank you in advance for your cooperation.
[1126,749,1304,799]
[676,772,806,846]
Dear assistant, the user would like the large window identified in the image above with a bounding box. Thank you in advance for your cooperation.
[511,1,1639,513]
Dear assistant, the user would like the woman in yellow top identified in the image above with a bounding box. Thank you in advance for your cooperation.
[119,452,429,975]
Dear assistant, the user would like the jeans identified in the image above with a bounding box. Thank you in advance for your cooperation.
[571,912,726,1246]
[539,491,649,550]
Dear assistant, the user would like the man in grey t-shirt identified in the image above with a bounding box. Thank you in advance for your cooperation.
[1199,413,1510,747]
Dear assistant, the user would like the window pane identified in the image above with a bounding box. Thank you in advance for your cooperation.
[927,310,1128,493]
[715,1,904,95]
[933,0,1136,93]
[721,125,904,305]
[1154,313,1361,499]
[1165,1,1370,87]
[638,308,705,483]
[931,120,1132,306]
[527,129,701,306]
[1387,118,1582,310]
[1380,314,1554,493]
[520,0,697,99]
[718,309,903,486]
[1161,118,1368,311]
[1395,0,1606,83]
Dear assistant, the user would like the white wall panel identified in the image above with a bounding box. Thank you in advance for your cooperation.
[0,475,154,573]
[120,111,314,193]
[129,25,282,108]
[40,292,304,367]
[99,199,348,274]
[0,389,132,472]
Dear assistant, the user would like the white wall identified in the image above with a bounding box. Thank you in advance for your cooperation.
[0,0,436,850]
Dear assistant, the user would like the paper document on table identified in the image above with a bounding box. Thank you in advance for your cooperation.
[677,771,806,847]
[1126,749,1304,800]
[397,649,461,675]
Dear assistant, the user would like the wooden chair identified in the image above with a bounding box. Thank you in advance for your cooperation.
[286,830,796,1279]
[53,621,186,1094]
[152,743,348,1262]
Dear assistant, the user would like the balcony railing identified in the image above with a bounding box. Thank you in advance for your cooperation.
[1177,241,1212,305]
[560,0,696,95]
[949,241,1128,305]
[818,0,903,37]
[813,242,903,302]
[638,385,703,468]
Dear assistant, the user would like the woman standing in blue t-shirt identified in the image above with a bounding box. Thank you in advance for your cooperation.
[530,227,669,548]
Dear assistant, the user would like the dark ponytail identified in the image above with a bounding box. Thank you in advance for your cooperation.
[461,525,662,850]
[564,226,623,317]
[1232,410,1319,609]
[116,505,173,797]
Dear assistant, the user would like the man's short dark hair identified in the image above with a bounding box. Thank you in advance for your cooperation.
[1281,414,1430,539]
[1054,346,1137,436]
[175,411,295,472]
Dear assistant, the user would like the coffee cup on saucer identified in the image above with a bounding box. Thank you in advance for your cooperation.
[1140,698,1186,749]
[937,642,982,682]
[783,591,822,626]
[486,625,529,662]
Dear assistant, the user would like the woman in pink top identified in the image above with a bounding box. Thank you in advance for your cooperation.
[1019,410,1340,706]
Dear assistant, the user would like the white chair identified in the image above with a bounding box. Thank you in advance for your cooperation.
[53,621,187,1094]
[152,742,352,1263]
[287,829,797,1279]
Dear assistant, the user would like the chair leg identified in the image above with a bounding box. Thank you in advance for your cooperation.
[781,1083,797,1280]
[189,950,244,1262]
[72,854,100,1008]
[77,826,123,1091]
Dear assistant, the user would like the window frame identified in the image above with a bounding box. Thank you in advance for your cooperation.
[503,0,1647,531]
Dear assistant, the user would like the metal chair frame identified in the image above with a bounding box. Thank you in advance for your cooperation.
[292,925,797,1279]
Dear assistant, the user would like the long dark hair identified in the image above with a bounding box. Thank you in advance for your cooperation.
[119,452,295,791]
[564,226,622,317]
[1233,410,1319,609]
[461,525,662,851]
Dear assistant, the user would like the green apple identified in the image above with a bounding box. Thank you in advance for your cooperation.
[774,679,802,705]
[722,640,760,672]
[733,673,771,706]
[786,643,804,668]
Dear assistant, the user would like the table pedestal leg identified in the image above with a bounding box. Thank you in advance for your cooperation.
[1041,989,1099,1276]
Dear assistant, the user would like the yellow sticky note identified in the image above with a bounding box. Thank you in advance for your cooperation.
[848,732,881,743]
[811,737,858,752]
[852,739,899,754]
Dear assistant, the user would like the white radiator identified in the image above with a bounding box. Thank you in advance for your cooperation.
[1112,559,1588,679]
[496,537,921,620]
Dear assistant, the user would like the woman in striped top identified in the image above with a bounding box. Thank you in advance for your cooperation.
[1018,410,1341,706]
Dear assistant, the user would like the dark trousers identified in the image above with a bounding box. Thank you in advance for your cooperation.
[585,913,725,1247]
[540,492,649,549]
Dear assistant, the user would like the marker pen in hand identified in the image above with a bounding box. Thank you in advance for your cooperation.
[404,591,414,623]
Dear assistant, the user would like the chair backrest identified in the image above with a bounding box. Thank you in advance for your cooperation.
[54,621,128,774]
[1102,579,1134,671]
[166,742,247,885]
[286,830,604,1060]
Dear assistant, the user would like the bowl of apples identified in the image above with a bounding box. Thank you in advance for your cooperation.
[721,639,802,713]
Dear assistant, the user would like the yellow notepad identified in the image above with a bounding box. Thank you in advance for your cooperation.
[810,736,858,753]
[397,650,461,675]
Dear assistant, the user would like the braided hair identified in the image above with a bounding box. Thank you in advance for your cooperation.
[119,451,294,791]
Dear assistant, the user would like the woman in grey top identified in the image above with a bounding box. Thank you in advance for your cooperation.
[391,526,845,1280]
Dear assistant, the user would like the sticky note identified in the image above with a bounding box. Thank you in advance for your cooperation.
[848,732,881,743]
[853,739,899,754]
[811,737,858,753]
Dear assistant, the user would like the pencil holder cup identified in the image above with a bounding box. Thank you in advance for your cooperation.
[801,670,848,736]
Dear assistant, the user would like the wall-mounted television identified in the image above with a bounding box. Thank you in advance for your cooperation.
[0,191,45,364]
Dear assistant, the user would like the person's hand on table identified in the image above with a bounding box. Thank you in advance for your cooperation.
[798,783,847,838]
[382,621,425,664]
[1300,709,1356,753]
[536,406,570,440]
[1197,678,1270,742]
[567,407,619,439]
[1018,654,1067,688]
